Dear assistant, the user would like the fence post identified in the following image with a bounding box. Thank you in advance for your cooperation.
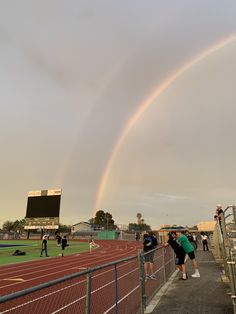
[86,271,92,314]
[163,247,166,283]
[114,264,119,314]
[220,212,230,277]
[227,250,236,314]
[232,205,236,227]
[138,250,146,314]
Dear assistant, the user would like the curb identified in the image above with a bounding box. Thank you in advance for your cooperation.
[144,269,179,313]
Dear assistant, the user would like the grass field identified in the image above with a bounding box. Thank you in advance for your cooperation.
[0,240,90,265]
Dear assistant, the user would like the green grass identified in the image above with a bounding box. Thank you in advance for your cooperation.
[0,240,90,265]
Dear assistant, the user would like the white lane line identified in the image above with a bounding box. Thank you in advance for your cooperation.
[2,278,25,282]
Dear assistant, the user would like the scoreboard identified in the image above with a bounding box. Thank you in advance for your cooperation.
[24,189,62,230]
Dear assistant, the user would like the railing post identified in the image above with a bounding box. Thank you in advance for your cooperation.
[114,264,119,314]
[220,212,230,277]
[138,250,146,314]
[232,205,236,227]
[227,250,236,314]
[163,247,166,283]
[86,271,92,314]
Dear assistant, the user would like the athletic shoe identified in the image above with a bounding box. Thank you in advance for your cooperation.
[191,272,200,278]
[182,273,187,280]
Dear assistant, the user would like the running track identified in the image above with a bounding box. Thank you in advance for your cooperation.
[0,240,144,313]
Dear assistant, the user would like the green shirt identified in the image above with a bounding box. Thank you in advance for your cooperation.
[178,234,194,253]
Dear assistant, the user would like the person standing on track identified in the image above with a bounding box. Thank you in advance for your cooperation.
[40,235,49,257]
[89,235,96,253]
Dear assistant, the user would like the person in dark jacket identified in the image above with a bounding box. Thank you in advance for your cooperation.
[165,232,187,280]
[56,233,62,246]
[61,235,68,257]
[143,232,157,280]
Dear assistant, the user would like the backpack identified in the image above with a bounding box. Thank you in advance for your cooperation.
[12,250,26,256]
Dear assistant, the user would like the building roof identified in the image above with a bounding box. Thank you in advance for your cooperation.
[71,221,91,227]
[158,226,185,231]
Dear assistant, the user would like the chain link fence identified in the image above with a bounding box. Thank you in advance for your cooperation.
[0,245,175,314]
[213,205,236,314]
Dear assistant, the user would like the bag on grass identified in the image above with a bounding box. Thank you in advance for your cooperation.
[12,250,26,256]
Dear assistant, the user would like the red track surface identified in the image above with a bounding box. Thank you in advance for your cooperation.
[0,240,143,313]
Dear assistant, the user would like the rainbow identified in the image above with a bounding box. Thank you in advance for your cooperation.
[95,33,236,211]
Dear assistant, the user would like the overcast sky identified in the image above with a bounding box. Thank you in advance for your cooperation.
[0,1,236,229]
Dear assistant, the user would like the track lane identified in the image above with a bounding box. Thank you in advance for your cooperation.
[0,240,143,314]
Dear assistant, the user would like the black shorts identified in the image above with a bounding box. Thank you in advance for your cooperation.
[188,251,195,260]
[144,251,155,263]
[175,253,185,265]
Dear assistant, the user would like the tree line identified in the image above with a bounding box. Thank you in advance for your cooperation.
[1,210,150,233]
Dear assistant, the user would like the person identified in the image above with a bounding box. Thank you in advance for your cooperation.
[61,235,68,257]
[192,233,198,250]
[165,232,187,280]
[214,204,223,233]
[143,232,157,280]
[56,233,62,246]
[201,233,209,251]
[40,235,49,257]
[176,230,200,278]
[186,231,195,249]
[135,232,141,241]
[89,235,96,253]
[148,231,158,248]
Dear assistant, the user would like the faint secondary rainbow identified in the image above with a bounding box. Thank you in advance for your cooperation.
[95,33,236,212]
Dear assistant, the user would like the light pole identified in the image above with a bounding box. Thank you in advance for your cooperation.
[106,214,109,239]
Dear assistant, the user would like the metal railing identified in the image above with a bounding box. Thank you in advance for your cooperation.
[213,205,236,313]
[0,245,175,314]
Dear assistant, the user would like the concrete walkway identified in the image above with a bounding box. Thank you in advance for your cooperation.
[151,250,233,314]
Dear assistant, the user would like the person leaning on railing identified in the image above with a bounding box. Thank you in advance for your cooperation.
[176,230,200,278]
[165,232,187,280]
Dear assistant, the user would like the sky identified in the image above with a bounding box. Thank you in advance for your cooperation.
[0,1,236,229]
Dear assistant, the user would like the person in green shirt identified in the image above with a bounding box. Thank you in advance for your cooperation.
[176,230,200,278]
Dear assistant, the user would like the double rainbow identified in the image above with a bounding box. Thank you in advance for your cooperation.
[95,33,236,211]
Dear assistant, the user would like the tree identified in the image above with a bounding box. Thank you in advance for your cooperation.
[2,220,15,231]
[58,224,71,233]
[93,210,115,230]
[128,223,151,232]
[2,219,26,233]
[136,213,142,225]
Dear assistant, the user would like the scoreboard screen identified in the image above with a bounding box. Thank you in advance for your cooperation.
[24,190,62,229]
[26,195,61,218]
